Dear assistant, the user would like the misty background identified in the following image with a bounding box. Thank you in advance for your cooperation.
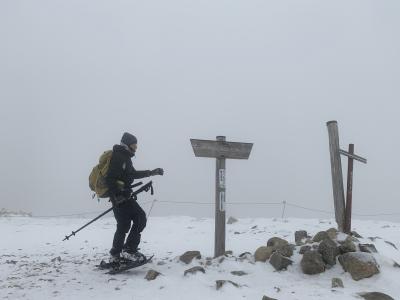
[1,0,399,221]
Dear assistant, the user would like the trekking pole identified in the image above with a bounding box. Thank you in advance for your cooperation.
[62,208,113,241]
[63,181,154,241]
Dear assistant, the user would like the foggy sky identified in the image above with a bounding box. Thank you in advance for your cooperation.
[1,0,399,222]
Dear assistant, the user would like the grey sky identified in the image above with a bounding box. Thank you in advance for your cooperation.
[1,0,399,221]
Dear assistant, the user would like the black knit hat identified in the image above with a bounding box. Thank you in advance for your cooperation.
[121,132,137,145]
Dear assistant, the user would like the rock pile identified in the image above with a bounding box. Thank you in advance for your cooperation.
[254,228,382,281]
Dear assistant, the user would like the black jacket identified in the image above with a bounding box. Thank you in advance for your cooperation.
[105,144,151,197]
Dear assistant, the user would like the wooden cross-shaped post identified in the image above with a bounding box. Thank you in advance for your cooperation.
[326,121,367,233]
[190,136,253,257]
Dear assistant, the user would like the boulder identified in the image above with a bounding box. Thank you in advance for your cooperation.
[318,238,340,266]
[267,237,289,249]
[295,230,308,245]
[184,266,205,276]
[224,250,233,256]
[299,245,312,254]
[254,246,274,262]
[239,252,252,258]
[331,278,344,288]
[358,292,394,300]
[51,256,61,263]
[180,251,201,264]
[338,252,380,281]
[384,240,398,250]
[145,269,161,281]
[339,237,357,254]
[326,228,338,240]
[231,271,248,276]
[238,252,252,262]
[359,244,378,253]
[262,296,278,300]
[265,237,293,258]
[277,244,294,258]
[216,280,240,290]
[301,250,325,275]
[313,231,330,243]
[351,231,363,238]
[227,216,238,224]
[269,252,293,271]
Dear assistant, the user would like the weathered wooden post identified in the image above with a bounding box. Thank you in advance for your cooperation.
[344,144,354,233]
[326,121,367,232]
[190,136,253,257]
[326,121,346,232]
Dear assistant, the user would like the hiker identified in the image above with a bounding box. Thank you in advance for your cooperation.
[106,132,163,263]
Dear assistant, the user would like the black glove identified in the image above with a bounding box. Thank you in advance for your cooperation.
[110,194,127,207]
[150,168,164,176]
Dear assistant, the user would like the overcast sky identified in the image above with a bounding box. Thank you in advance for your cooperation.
[1,0,399,222]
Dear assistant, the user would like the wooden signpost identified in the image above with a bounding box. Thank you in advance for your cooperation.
[326,121,367,233]
[190,136,253,257]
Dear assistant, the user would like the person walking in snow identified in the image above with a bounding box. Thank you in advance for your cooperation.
[106,132,163,263]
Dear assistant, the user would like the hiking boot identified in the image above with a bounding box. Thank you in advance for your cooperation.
[121,250,146,263]
[109,253,121,264]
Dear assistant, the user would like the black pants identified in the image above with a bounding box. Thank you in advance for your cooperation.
[110,200,147,256]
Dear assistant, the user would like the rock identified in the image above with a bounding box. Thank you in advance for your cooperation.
[184,266,205,276]
[205,257,213,266]
[238,252,252,261]
[216,280,240,290]
[331,278,344,288]
[267,237,289,249]
[6,260,17,264]
[339,237,357,254]
[295,230,308,245]
[351,231,363,238]
[358,292,395,300]
[384,240,398,250]
[301,250,325,275]
[51,257,61,263]
[305,238,313,244]
[359,244,378,253]
[262,296,278,300]
[393,261,400,268]
[277,244,294,258]
[145,269,161,281]
[338,252,380,281]
[269,252,293,271]
[264,237,293,258]
[224,250,233,256]
[227,216,238,224]
[318,238,340,266]
[299,245,312,254]
[180,251,201,264]
[239,252,252,258]
[326,228,338,240]
[231,271,248,276]
[254,246,272,262]
[313,231,330,243]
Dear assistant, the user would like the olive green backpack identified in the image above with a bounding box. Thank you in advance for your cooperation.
[89,150,113,198]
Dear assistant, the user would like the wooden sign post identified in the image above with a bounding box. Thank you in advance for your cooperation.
[326,121,367,233]
[190,136,253,257]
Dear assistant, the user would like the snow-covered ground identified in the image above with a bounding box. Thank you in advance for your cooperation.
[1,216,399,300]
